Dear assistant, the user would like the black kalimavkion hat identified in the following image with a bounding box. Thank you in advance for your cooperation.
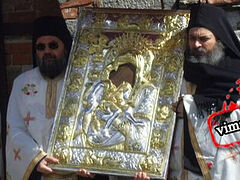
[32,16,72,67]
[188,4,240,59]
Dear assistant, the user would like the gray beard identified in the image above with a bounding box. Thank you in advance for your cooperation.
[187,41,225,66]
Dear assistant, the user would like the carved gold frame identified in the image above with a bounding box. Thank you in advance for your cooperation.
[48,7,189,179]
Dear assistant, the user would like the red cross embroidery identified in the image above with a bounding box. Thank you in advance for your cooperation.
[206,162,213,169]
[226,150,240,161]
[13,148,21,161]
[24,112,35,126]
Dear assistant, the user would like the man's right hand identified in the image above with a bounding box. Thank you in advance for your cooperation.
[76,169,95,178]
[134,172,150,180]
[37,155,59,174]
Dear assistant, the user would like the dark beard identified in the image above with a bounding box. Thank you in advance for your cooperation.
[36,53,67,79]
[187,41,225,66]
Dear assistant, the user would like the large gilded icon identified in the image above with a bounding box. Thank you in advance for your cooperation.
[48,7,189,179]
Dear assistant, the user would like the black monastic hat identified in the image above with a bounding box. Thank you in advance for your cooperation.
[188,4,240,59]
[32,16,72,67]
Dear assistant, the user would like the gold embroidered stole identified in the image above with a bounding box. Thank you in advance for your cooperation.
[45,75,62,119]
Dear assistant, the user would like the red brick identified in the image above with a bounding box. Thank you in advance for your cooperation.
[15,1,34,12]
[5,41,32,54]
[34,9,62,18]
[3,11,36,23]
[5,54,13,65]
[2,2,15,13]
[61,7,78,19]
[35,0,60,10]
[60,0,93,8]
[12,53,33,65]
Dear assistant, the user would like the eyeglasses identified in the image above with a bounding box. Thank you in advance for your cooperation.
[35,41,59,51]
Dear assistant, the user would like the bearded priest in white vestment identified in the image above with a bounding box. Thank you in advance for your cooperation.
[169,4,240,180]
[6,16,73,180]
[133,4,240,180]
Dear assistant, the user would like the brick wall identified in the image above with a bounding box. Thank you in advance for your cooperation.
[3,0,58,92]
[2,0,240,93]
[4,40,32,92]
[2,0,93,92]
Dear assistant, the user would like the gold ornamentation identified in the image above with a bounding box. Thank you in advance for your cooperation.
[165,57,181,72]
[72,56,88,68]
[153,15,188,51]
[156,105,172,122]
[72,49,89,67]
[53,147,72,164]
[110,33,152,57]
[140,155,161,173]
[88,65,101,81]
[78,30,90,44]
[82,150,94,165]
[117,15,140,30]
[164,15,182,33]
[74,32,157,152]
[161,78,176,97]
[62,98,78,117]
[151,73,159,85]
[79,31,109,63]
[102,33,155,88]
[57,124,72,141]
[81,81,134,150]
[48,8,189,178]
[93,14,107,27]
[88,33,109,55]
[102,156,122,168]
[138,16,152,31]
[150,129,166,149]
[82,150,122,169]
[85,150,104,166]
[134,113,152,121]
[67,74,83,92]
[153,53,167,66]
